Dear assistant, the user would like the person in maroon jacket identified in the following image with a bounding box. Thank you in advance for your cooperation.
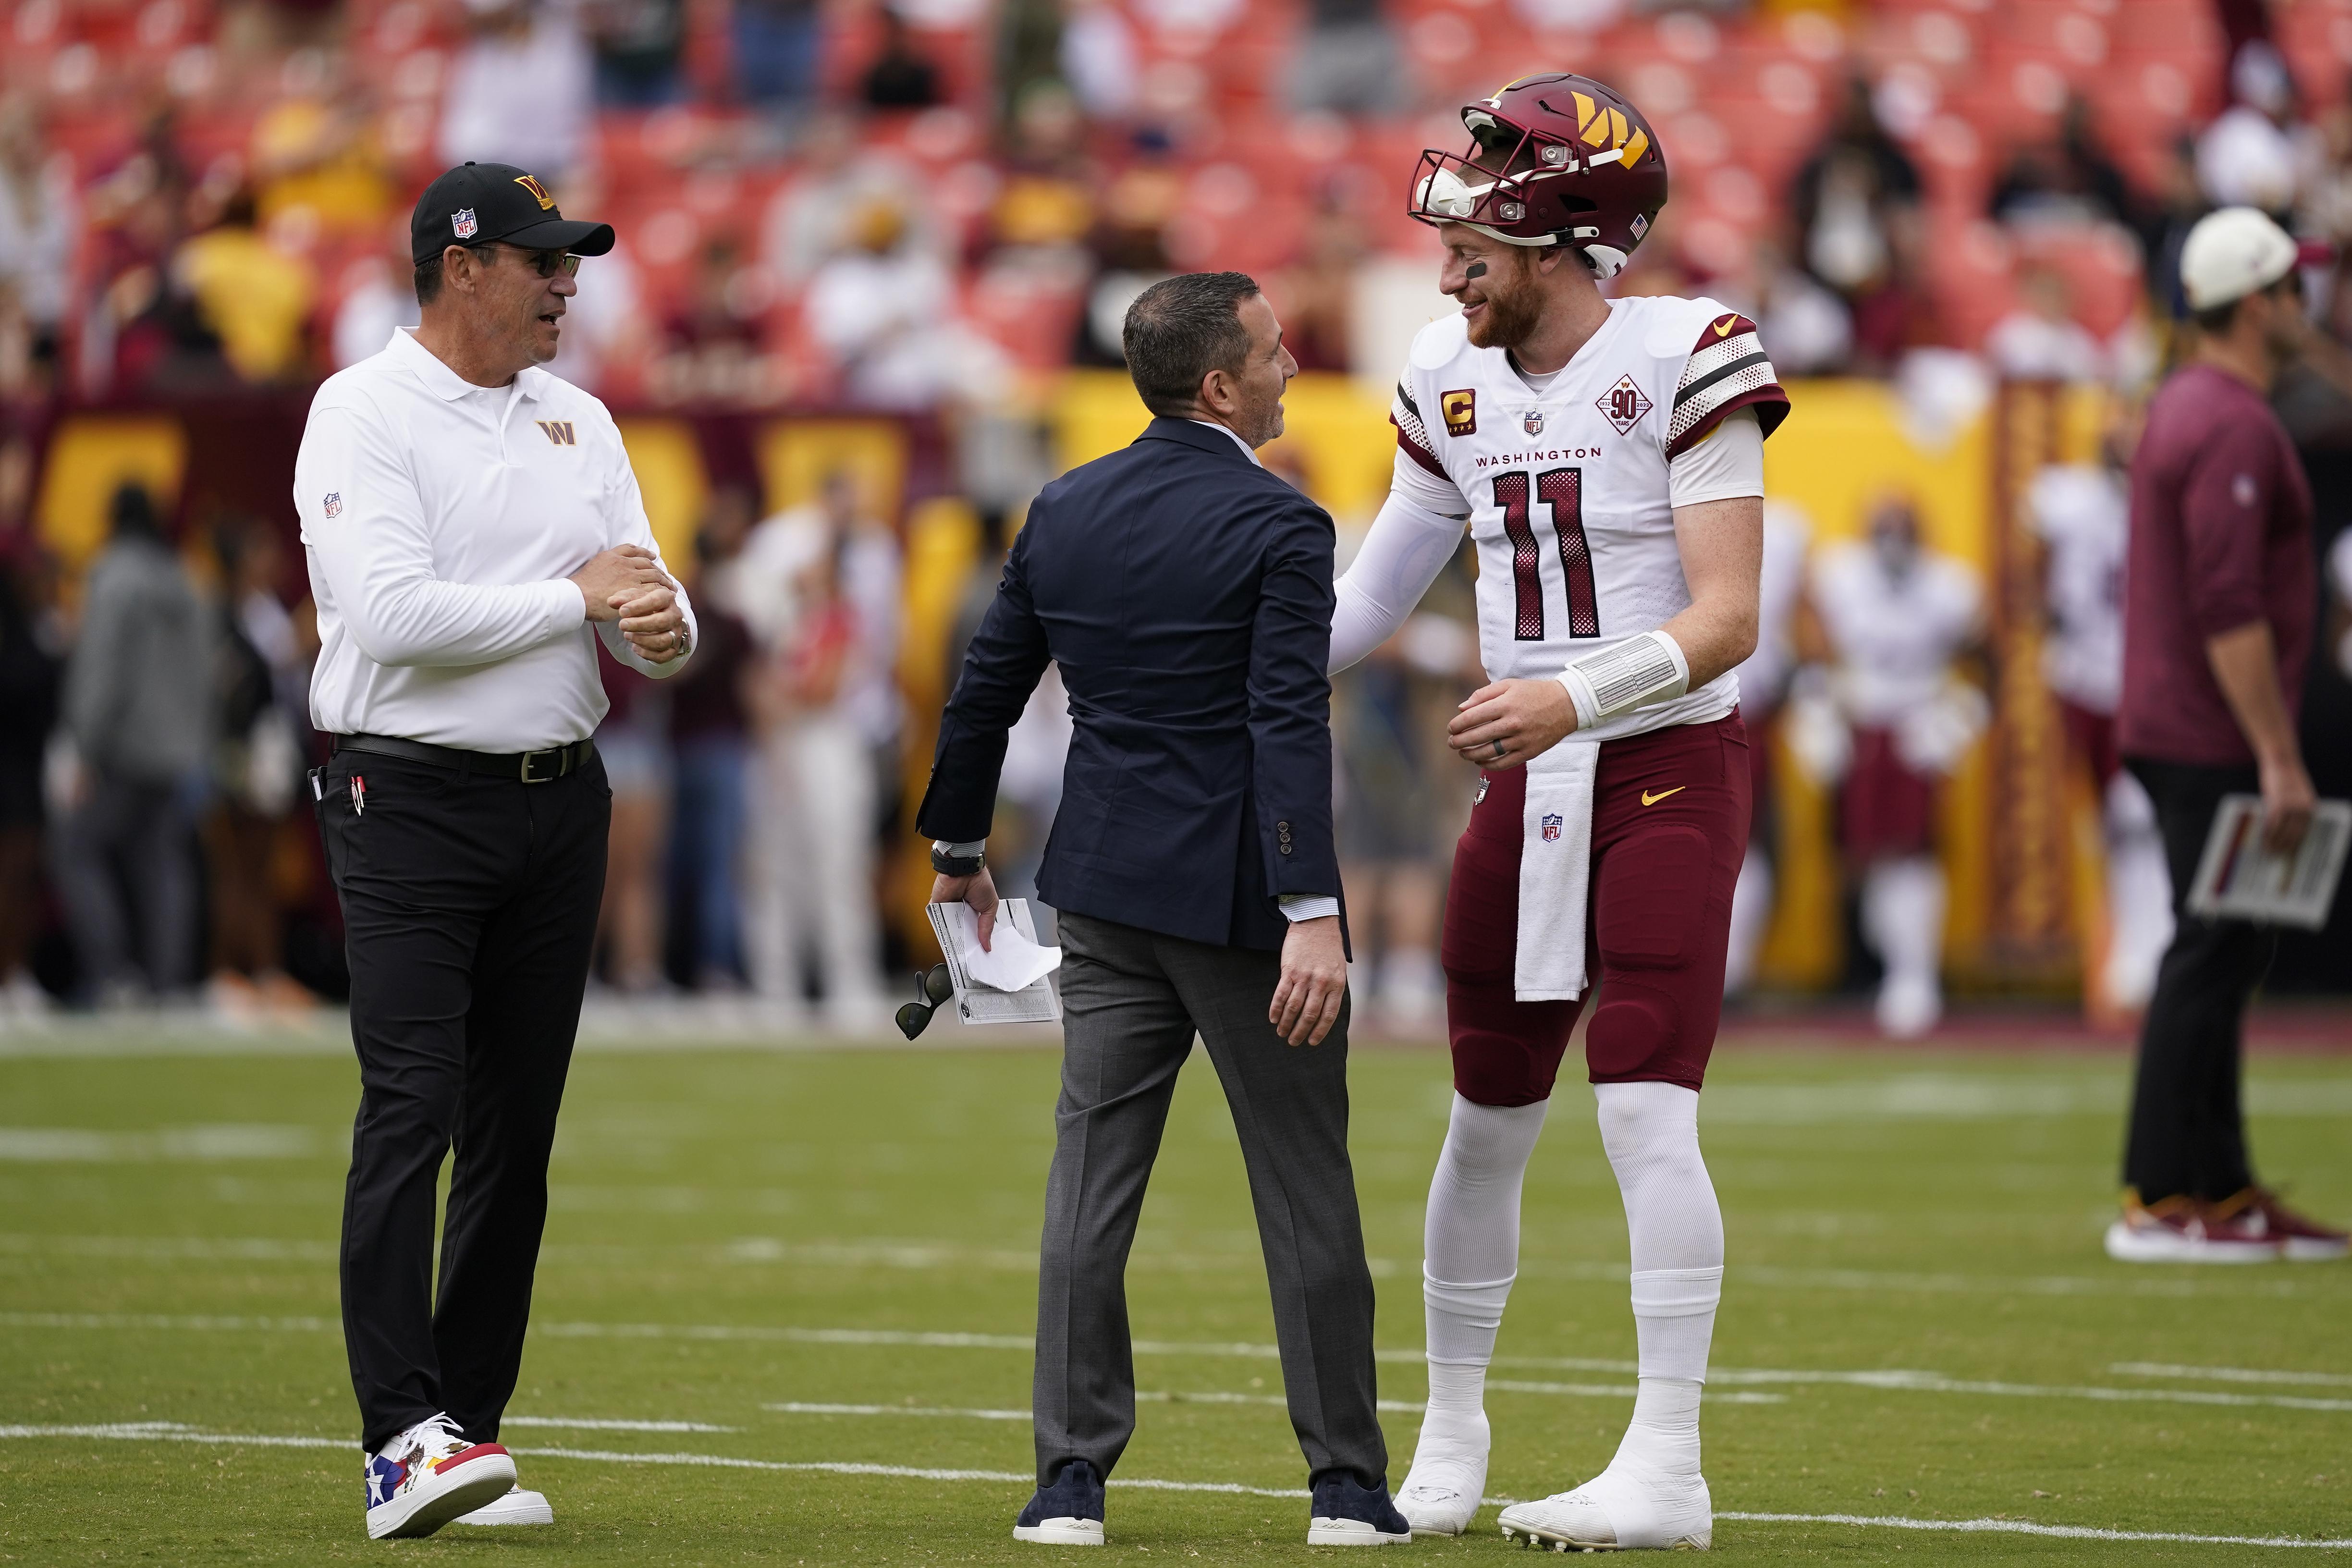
[2109,208,2348,1263]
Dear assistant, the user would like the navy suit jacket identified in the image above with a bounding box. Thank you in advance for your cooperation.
[917,417,1342,954]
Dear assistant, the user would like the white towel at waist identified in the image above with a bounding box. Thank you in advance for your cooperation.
[1515,739,1601,1002]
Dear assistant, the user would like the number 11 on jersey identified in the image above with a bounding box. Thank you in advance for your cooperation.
[1494,467,1599,642]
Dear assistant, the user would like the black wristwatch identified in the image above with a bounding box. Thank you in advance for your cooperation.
[930,840,985,877]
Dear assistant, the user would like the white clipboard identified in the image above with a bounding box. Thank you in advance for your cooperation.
[2184,795,2352,930]
[925,898,1063,1026]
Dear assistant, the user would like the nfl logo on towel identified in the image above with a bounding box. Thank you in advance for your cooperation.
[1541,813,1563,842]
[452,208,478,239]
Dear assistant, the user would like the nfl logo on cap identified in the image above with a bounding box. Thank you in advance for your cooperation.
[452,208,478,239]
[1541,813,1563,842]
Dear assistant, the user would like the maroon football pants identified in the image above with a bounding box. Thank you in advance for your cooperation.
[1440,712,1751,1102]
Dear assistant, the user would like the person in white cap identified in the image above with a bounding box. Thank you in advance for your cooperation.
[2107,207,2347,1262]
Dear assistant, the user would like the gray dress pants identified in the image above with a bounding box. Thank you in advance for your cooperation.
[1032,911,1388,1489]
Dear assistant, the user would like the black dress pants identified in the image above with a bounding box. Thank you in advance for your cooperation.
[316,747,609,1452]
[2121,756,2275,1205]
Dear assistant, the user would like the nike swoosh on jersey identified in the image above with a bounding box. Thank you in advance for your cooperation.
[1712,316,1738,337]
[1641,786,1686,806]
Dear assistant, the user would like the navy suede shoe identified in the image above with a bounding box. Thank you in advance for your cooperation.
[1014,1459,1106,1546]
[1308,1471,1413,1545]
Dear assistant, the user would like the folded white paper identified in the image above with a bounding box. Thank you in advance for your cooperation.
[962,914,1061,992]
[926,898,1063,1025]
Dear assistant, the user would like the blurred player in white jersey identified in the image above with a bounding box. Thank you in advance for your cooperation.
[2029,438,2174,1017]
[1810,499,1984,1037]
[1328,74,1788,1549]
[1724,500,1812,993]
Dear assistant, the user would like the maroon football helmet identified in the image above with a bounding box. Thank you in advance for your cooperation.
[1409,74,1669,278]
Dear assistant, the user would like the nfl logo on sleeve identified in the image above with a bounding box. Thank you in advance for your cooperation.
[452,208,478,239]
[323,492,342,517]
[1541,813,1563,842]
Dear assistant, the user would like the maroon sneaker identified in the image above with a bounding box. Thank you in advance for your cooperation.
[2103,1190,2280,1263]
[2249,1188,2350,1262]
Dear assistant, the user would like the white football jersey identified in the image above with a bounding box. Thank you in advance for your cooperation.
[1811,540,1983,726]
[2027,462,2127,715]
[1391,295,1789,743]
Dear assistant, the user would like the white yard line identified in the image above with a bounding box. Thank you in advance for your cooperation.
[502,1417,738,1433]
[1712,1510,2352,1550]
[2111,1361,2352,1388]
[767,1402,1033,1421]
[2,1423,2345,1549]
[6,1313,2346,1411]
[15,1227,2338,1301]
[764,1394,1436,1418]
[0,1235,336,1262]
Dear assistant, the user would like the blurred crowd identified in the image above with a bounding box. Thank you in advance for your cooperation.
[14,0,2352,417]
[5,0,2352,1024]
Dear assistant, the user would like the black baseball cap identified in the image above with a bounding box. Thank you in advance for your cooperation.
[409,161,616,268]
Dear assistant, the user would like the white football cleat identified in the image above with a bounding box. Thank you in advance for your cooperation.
[1011,1518,1105,1545]
[1396,1411,1490,1536]
[1495,1467,1711,1552]
[454,1484,554,1526]
[362,1415,517,1540]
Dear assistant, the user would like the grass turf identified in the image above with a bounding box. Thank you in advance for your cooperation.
[0,1035,2347,1565]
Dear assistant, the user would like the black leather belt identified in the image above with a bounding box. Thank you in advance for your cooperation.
[333,733,596,784]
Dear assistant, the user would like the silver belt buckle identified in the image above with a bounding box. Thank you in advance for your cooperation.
[519,745,564,784]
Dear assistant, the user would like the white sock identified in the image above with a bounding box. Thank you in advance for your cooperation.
[1594,1081,1723,1483]
[1420,1094,1549,1432]
[1862,856,1946,989]
[1723,846,1772,994]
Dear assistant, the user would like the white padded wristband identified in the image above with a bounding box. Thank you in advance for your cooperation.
[1555,630,1690,728]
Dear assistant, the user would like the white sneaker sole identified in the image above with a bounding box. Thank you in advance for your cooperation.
[366,1449,518,1540]
[1307,1517,1413,1545]
[2103,1220,2278,1264]
[454,1487,553,1526]
[2283,1235,2350,1262]
[1013,1518,1104,1545]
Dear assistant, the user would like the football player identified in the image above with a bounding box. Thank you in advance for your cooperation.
[1328,75,1788,1550]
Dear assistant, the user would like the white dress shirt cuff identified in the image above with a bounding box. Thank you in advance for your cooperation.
[1278,894,1340,922]
[547,578,591,634]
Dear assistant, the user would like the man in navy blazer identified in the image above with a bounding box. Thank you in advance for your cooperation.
[919,272,1409,1547]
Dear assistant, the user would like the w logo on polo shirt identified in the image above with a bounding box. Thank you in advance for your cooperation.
[535,421,576,446]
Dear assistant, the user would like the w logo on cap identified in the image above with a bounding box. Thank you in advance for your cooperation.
[513,174,555,211]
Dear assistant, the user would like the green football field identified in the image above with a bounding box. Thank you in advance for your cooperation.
[1,1029,2348,1565]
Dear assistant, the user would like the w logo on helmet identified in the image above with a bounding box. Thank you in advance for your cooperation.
[1569,90,1649,168]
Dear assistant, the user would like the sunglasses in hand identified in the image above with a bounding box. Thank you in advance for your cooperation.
[895,964,955,1040]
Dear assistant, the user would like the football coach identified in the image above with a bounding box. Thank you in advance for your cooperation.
[919,272,1411,1547]
[293,162,696,1539]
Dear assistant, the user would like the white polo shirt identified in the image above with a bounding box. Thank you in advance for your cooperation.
[294,328,696,751]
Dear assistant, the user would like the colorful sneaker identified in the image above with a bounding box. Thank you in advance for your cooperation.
[2102,1192,2279,1264]
[363,1414,518,1540]
[2249,1188,2351,1262]
[453,1484,554,1526]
